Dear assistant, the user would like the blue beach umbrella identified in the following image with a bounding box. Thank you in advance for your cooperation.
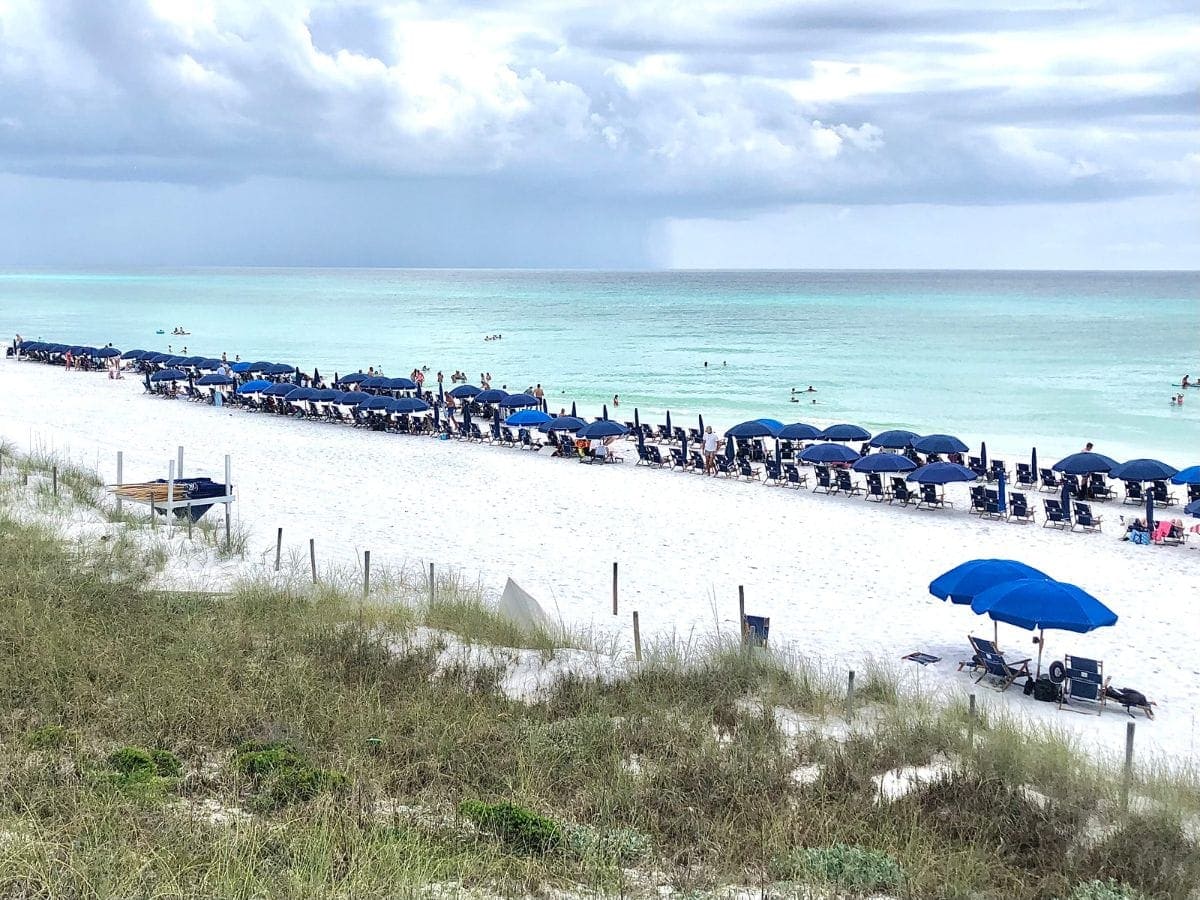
[120,349,147,360]
[230,362,253,373]
[337,372,369,385]
[1185,499,1200,517]
[1146,489,1155,535]
[725,420,777,439]
[1060,481,1072,524]
[603,404,609,421]
[697,414,704,438]
[1108,459,1179,482]
[930,559,1051,605]
[500,392,539,409]
[571,401,578,418]
[578,420,628,439]
[820,423,871,442]
[196,374,235,386]
[264,363,295,376]
[438,381,444,404]
[971,578,1117,676]
[870,429,921,449]
[997,469,1007,514]
[726,434,735,465]
[236,379,272,394]
[913,434,969,455]
[246,361,273,373]
[800,443,860,464]
[360,376,389,389]
[284,387,316,401]
[196,359,223,371]
[1031,447,1038,481]
[335,391,369,404]
[1170,465,1200,485]
[475,388,509,404]
[448,384,481,399]
[262,383,297,397]
[906,462,976,484]
[851,452,916,474]
[540,416,586,433]
[94,347,120,358]
[393,397,431,414]
[1052,452,1119,475]
[492,406,502,439]
[506,409,551,426]
[681,426,688,463]
[360,396,396,411]
[310,389,339,402]
[981,442,988,475]
[149,369,187,382]
[756,419,784,435]
[778,422,821,441]
[664,409,670,436]
[634,408,644,451]
[385,377,417,391]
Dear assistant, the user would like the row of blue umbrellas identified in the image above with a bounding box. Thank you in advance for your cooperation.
[930,558,1118,677]
[18,341,120,358]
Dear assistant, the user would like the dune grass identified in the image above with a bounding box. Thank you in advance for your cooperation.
[0,453,1198,897]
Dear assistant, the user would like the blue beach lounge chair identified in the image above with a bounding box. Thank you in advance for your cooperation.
[1007,492,1034,523]
[967,635,1031,691]
[742,615,770,647]
[1072,502,1102,532]
[889,478,916,506]
[1042,499,1069,529]
[1122,481,1143,504]
[836,470,862,496]
[864,473,885,502]
[1058,655,1106,715]
[813,466,834,494]
[918,483,949,509]
[1015,463,1036,490]
[1039,468,1061,491]
[784,464,808,489]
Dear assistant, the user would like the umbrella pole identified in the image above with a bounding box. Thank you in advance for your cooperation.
[994,619,998,650]
[1036,628,1044,679]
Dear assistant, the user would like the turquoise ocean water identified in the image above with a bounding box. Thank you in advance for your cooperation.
[3,268,1197,463]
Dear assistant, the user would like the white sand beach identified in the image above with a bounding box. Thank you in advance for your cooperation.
[1,359,1196,767]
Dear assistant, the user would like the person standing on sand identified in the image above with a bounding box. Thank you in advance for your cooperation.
[703,426,719,475]
[533,383,544,402]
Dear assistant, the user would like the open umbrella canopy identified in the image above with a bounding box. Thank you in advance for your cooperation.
[448,384,481,398]
[384,377,417,391]
[196,374,235,386]
[1171,465,1200,485]
[506,409,552,426]
[869,429,921,449]
[499,392,539,409]
[539,416,586,433]
[851,452,917,474]
[246,361,274,373]
[149,369,187,382]
[799,442,860,464]
[1185,499,1200,517]
[235,379,273,394]
[310,389,339,401]
[820,423,871,441]
[181,356,207,367]
[1052,452,1119,475]
[360,376,389,389]
[230,361,253,373]
[474,388,509,404]
[284,387,316,401]
[756,418,785,434]
[1108,459,1179,482]
[93,347,120,358]
[359,396,396,411]
[906,462,977,484]
[196,359,223,371]
[970,579,1117,634]
[577,420,629,439]
[725,420,778,439]
[392,397,431,413]
[262,383,298,397]
[777,422,822,441]
[913,433,969,455]
[930,559,1051,605]
[333,390,369,404]
[120,349,147,359]
[264,363,295,375]
[336,372,369,385]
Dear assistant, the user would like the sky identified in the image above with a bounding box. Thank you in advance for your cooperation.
[0,0,1196,269]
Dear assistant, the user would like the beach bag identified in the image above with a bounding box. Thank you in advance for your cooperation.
[1032,677,1061,703]
[1130,531,1150,545]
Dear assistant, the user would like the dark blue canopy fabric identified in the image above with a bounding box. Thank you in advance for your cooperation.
[236,379,273,394]
[361,396,398,411]
[1186,499,1200,517]
[577,420,629,439]
[246,361,274,373]
[230,362,253,373]
[474,389,509,404]
[1108,459,1179,482]
[506,410,552,426]
[265,363,295,375]
[392,397,430,413]
[906,462,977,484]
[335,391,369,404]
[851,452,917,473]
[448,384,480,398]
[310,389,339,401]
[337,372,369,385]
[913,433,969,454]
[1052,452,1119,475]
[539,415,586,433]
[820,423,871,441]
[499,392,539,409]
[929,559,1051,605]
[385,377,417,390]
[799,442,859,464]
[1171,466,1200,485]
[869,429,921,449]
[284,387,316,401]
[93,347,120,358]
[725,420,777,438]
[149,369,187,382]
[970,579,1117,634]
[777,422,822,441]
[756,419,784,434]
[196,359,223,371]
[181,356,207,366]
[196,374,235,386]
[120,349,148,359]
[262,383,298,397]
[360,376,389,388]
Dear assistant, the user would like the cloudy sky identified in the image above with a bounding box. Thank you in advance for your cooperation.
[0,0,1195,268]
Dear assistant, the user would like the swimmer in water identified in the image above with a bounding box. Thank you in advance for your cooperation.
[1183,375,1191,389]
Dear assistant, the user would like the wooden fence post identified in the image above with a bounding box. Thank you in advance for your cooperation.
[310,539,317,584]
[274,527,282,571]
[52,466,58,496]
[967,694,977,746]
[612,562,618,615]
[738,585,746,645]
[363,551,371,598]
[632,611,642,662]
[224,455,232,551]
[1121,721,1136,812]
[846,670,856,722]
[115,451,123,514]
[429,562,436,604]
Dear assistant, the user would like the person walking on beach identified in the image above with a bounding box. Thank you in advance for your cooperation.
[703,426,719,475]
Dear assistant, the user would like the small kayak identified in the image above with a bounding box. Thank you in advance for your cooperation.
[155,329,165,334]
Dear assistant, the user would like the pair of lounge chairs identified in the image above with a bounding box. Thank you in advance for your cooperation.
[1042,500,1102,531]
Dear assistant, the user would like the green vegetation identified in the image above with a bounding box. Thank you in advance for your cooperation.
[0,449,1198,897]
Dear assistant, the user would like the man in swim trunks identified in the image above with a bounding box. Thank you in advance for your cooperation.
[703,426,719,475]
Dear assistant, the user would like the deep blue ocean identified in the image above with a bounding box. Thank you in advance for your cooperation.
[4,268,1197,463]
